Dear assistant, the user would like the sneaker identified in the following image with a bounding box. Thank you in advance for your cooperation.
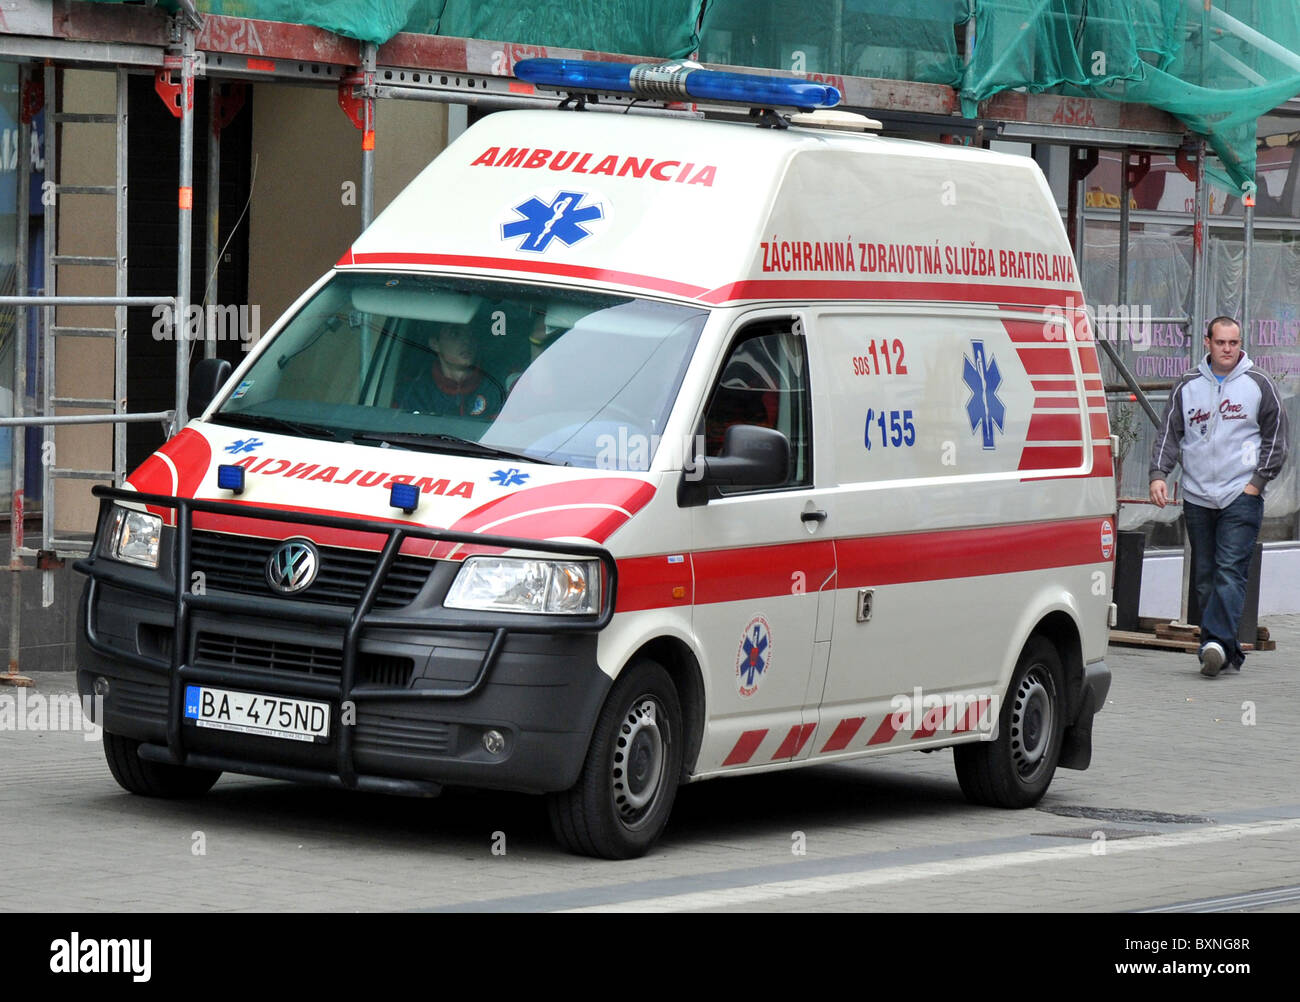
[1200,641,1226,677]
[1222,660,1242,674]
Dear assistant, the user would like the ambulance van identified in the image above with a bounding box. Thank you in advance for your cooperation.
[77,60,1114,858]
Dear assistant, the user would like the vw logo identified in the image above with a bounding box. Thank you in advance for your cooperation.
[265,539,320,594]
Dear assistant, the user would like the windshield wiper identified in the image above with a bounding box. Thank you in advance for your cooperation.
[209,412,343,442]
[352,431,556,466]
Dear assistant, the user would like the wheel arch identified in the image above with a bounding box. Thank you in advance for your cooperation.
[623,636,706,783]
[1027,609,1086,727]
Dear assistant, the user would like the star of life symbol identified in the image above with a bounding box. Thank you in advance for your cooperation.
[224,437,264,454]
[736,615,772,698]
[963,339,1006,450]
[490,467,529,487]
[501,190,603,253]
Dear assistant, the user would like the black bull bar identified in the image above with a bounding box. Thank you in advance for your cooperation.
[75,484,618,793]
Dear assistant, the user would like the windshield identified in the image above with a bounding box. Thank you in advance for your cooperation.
[214,273,708,469]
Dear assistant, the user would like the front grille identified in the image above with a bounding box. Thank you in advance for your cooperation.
[190,531,435,609]
[196,632,343,677]
[193,632,417,687]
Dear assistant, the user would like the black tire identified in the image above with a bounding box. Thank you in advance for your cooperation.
[548,659,683,859]
[954,636,1065,808]
[103,732,222,799]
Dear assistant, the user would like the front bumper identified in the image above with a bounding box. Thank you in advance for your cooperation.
[75,487,616,796]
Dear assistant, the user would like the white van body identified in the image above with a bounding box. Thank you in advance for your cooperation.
[78,107,1114,858]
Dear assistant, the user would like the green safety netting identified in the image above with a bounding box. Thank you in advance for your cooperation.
[697,0,967,86]
[960,1,1300,195]
[91,2,1300,192]
[188,1,701,56]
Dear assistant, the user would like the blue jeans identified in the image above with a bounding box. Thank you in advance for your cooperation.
[1184,493,1264,666]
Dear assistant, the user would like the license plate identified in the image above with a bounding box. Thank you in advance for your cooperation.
[183,685,330,743]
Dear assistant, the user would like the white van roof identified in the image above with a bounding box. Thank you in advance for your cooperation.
[342,109,1080,311]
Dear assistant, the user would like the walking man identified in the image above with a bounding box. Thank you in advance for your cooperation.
[1149,316,1289,676]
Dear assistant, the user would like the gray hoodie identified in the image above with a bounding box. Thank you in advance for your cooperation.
[1149,351,1289,509]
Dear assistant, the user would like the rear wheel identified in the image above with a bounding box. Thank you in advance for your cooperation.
[103,732,222,799]
[954,636,1065,808]
[548,659,683,859]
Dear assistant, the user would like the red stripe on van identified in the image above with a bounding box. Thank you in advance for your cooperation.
[437,478,657,556]
[700,279,1078,309]
[1089,412,1111,438]
[820,716,865,753]
[692,541,835,606]
[723,730,768,766]
[1015,347,1076,376]
[1026,413,1083,442]
[1079,349,1102,374]
[772,723,816,760]
[834,518,1104,589]
[616,555,693,612]
[1031,378,1077,391]
[911,703,951,740]
[344,252,709,299]
[1021,445,1113,482]
[191,507,433,554]
[868,715,904,745]
[1035,396,1085,409]
[953,698,993,734]
[1018,445,1086,470]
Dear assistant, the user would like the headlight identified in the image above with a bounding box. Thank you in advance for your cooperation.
[445,556,601,615]
[104,505,162,568]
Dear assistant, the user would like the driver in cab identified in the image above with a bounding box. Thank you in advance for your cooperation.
[399,321,505,418]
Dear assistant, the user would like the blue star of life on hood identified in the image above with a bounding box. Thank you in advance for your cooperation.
[963,340,1006,450]
[224,437,264,454]
[501,191,603,253]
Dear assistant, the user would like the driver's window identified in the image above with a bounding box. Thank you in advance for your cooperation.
[701,322,811,488]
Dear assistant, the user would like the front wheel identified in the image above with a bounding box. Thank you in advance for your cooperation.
[103,732,222,799]
[548,658,683,859]
[954,636,1065,808]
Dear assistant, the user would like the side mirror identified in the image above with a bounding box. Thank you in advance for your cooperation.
[188,357,233,418]
[678,424,790,507]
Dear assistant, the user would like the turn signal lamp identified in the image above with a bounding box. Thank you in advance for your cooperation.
[515,58,841,111]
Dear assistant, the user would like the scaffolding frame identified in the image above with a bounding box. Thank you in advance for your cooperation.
[0,1,1272,678]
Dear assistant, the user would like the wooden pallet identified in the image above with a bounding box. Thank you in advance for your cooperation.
[1111,619,1275,652]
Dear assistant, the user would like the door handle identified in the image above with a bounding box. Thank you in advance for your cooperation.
[800,509,827,523]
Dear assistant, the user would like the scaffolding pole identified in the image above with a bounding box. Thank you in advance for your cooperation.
[1097,148,1162,431]
[4,65,35,687]
[1242,182,1255,344]
[1190,139,1209,364]
[174,23,197,430]
[205,83,220,360]
[361,42,377,230]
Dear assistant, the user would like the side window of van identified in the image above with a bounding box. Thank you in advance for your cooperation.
[702,322,811,489]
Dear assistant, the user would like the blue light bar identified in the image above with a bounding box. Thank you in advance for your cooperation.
[515,58,841,111]
[216,464,245,494]
[390,482,420,514]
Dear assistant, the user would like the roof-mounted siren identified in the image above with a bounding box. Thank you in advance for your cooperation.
[514,58,842,117]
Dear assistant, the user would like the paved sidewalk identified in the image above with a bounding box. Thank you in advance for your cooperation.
[0,616,1296,912]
